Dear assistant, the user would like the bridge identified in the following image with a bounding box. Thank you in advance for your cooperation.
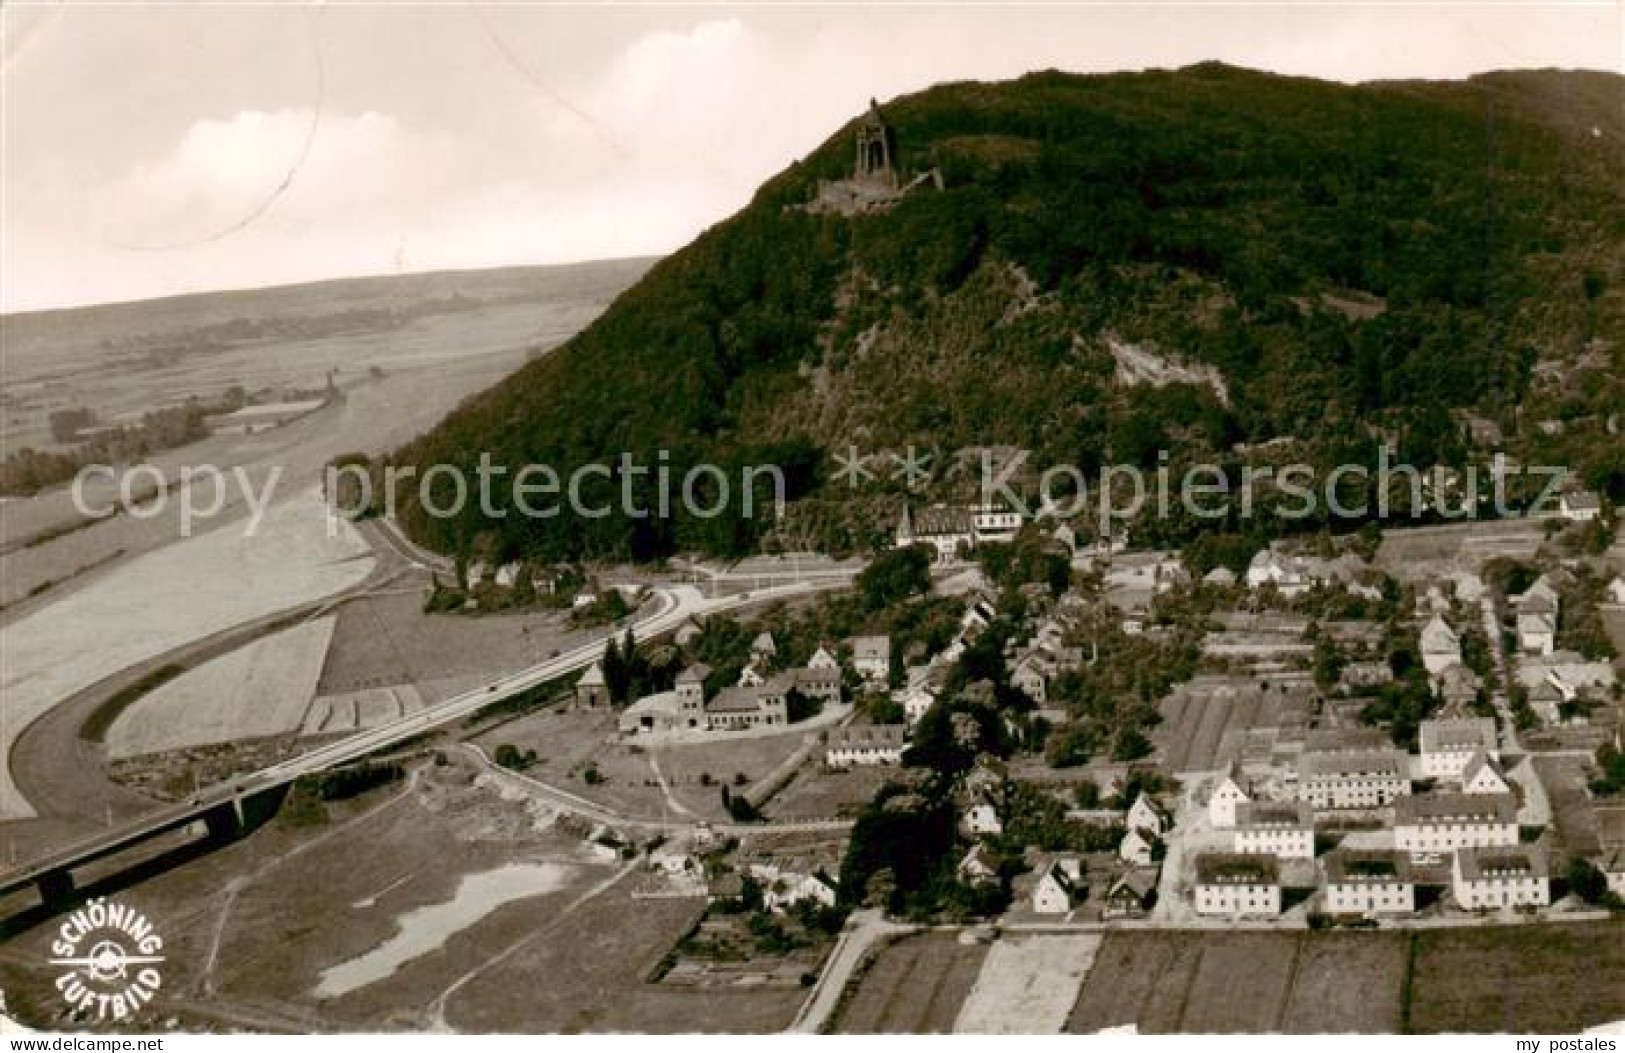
[0,576,849,912]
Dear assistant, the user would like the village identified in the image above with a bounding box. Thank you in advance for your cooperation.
[497,476,1625,957]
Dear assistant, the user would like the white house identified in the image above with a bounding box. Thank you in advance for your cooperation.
[1451,846,1549,910]
[1460,751,1512,796]
[1126,794,1169,838]
[896,504,975,563]
[1393,792,1518,853]
[494,561,522,589]
[575,661,609,709]
[1208,764,1251,829]
[808,645,840,672]
[1031,856,1085,915]
[1559,490,1602,522]
[961,797,1004,838]
[1233,801,1316,860]
[1011,652,1051,705]
[825,725,907,768]
[754,868,839,912]
[1298,749,1410,810]
[1321,850,1417,915]
[897,664,947,726]
[1193,853,1282,917]
[1245,550,1309,597]
[1607,576,1625,607]
[1418,717,1499,781]
[852,635,891,684]
[1420,614,1462,678]
[1203,566,1238,589]
[1118,827,1157,867]
[751,631,778,663]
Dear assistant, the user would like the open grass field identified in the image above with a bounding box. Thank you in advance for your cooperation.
[0,491,372,819]
[1375,521,1544,581]
[1066,922,1625,1034]
[476,707,816,822]
[954,934,1101,1033]
[831,931,990,1033]
[106,616,336,758]
[767,764,893,820]
[0,752,803,1033]
[438,879,803,1032]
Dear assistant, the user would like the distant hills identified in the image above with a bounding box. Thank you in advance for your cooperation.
[384,64,1623,563]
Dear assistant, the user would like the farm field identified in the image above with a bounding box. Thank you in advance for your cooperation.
[317,590,597,705]
[1407,921,1625,1033]
[1066,923,1625,1034]
[106,616,337,758]
[831,931,990,1033]
[954,934,1101,1033]
[0,259,653,611]
[0,491,373,819]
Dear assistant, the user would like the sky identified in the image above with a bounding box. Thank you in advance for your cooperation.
[2,3,1619,313]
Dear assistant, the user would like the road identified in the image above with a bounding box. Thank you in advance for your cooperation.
[789,909,913,1034]
[465,743,854,835]
[1477,594,1523,753]
[0,571,851,896]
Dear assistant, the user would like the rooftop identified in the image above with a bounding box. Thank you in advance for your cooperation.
[1419,717,1497,754]
[829,724,907,747]
[1299,748,1407,780]
[1323,849,1413,884]
[1195,852,1279,886]
[1394,792,1516,825]
[1455,846,1547,882]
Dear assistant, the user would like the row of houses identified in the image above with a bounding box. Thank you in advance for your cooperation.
[1192,844,1550,917]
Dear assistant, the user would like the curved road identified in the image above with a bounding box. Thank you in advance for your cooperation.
[1,566,849,890]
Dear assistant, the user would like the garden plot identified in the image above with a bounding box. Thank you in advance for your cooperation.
[107,616,337,758]
[0,490,372,818]
[954,934,1101,1034]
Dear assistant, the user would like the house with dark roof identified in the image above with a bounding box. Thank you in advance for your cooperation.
[1321,849,1416,915]
[1193,853,1281,916]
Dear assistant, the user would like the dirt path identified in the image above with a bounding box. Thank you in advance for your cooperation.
[790,909,913,1033]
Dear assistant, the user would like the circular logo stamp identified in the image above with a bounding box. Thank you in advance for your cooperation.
[48,897,165,1023]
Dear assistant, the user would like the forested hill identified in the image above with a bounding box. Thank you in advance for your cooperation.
[388,63,1624,563]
